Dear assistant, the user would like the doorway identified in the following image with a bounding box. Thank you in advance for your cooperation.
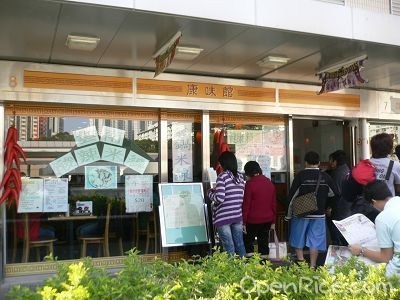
[292,119,351,174]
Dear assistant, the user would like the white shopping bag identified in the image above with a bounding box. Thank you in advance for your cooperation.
[268,229,287,260]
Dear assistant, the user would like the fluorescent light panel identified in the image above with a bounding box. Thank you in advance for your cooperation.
[174,46,203,61]
[176,46,203,55]
[257,55,290,67]
[66,34,100,51]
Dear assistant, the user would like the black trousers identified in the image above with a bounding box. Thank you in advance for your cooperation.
[244,222,272,255]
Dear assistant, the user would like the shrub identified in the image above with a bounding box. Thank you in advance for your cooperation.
[7,250,400,299]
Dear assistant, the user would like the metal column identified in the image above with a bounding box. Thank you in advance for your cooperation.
[201,111,210,182]
[288,116,294,185]
[158,111,168,183]
[360,118,369,160]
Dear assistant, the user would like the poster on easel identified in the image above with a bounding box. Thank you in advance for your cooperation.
[158,183,210,247]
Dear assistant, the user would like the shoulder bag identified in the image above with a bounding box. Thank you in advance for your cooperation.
[291,172,321,217]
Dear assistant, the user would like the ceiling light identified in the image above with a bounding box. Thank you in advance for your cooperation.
[317,54,367,74]
[175,46,204,60]
[66,34,100,51]
[257,55,291,67]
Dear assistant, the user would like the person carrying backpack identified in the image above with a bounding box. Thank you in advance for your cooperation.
[343,133,400,222]
[369,133,400,197]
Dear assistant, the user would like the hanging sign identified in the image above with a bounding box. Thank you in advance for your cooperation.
[153,31,182,78]
[317,58,367,95]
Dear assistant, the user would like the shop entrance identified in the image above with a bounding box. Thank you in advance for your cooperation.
[292,119,352,174]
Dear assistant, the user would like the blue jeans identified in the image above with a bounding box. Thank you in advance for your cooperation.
[217,222,246,257]
[39,226,55,239]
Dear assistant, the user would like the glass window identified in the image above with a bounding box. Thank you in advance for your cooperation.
[210,122,286,175]
[3,111,160,264]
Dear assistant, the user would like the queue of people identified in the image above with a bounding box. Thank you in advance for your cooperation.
[207,131,400,278]
[207,152,276,258]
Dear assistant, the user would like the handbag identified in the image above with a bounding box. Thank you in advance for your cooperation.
[268,228,287,261]
[291,172,321,217]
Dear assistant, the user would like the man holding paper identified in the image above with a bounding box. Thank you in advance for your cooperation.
[349,180,400,277]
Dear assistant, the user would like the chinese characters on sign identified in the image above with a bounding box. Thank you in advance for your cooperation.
[72,126,99,147]
[124,151,150,174]
[74,144,101,166]
[125,175,153,213]
[186,83,234,98]
[50,152,78,177]
[172,123,193,182]
[101,144,126,164]
[100,126,125,146]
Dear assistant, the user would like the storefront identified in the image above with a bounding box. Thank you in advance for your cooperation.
[0,60,373,279]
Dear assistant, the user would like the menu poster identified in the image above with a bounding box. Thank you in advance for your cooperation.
[207,167,217,188]
[50,152,78,177]
[74,144,101,166]
[227,127,287,172]
[158,183,209,246]
[125,175,153,213]
[172,122,193,182]
[18,178,44,213]
[43,178,69,213]
[100,126,125,146]
[257,155,271,179]
[101,144,126,164]
[124,151,150,174]
[85,165,118,190]
[73,126,99,147]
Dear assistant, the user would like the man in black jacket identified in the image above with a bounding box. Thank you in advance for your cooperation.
[287,151,339,268]
[326,150,351,245]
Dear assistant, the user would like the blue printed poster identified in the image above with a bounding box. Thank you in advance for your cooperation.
[85,166,118,190]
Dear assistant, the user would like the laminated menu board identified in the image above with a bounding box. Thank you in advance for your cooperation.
[18,178,69,213]
[18,178,44,213]
[158,183,210,247]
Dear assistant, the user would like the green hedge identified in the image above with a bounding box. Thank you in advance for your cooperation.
[7,249,400,299]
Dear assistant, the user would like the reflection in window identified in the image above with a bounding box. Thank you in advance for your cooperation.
[210,123,287,177]
[3,115,161,263]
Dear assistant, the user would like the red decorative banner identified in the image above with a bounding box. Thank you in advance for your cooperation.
[153,31,182,78]
[317,59,367,95]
